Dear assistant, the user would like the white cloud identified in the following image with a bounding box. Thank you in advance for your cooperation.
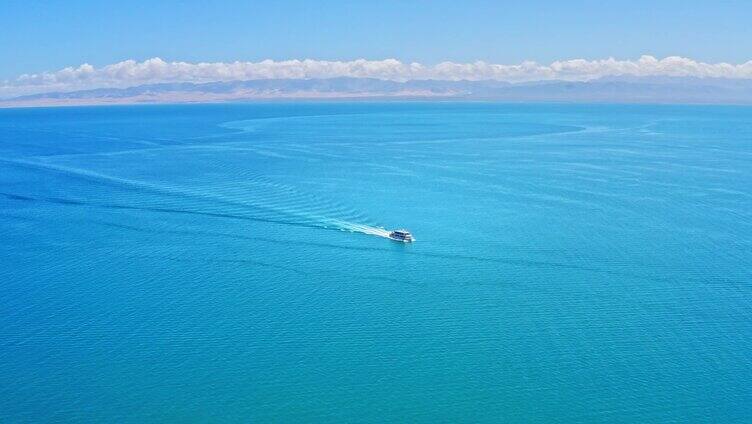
[3,55,752,97]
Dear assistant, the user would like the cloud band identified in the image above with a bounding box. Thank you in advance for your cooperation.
[4,55,752,97]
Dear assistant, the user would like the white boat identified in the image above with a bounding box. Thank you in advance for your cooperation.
[388,229,414,242]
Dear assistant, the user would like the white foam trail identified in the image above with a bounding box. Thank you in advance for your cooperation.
[333,221,392,238]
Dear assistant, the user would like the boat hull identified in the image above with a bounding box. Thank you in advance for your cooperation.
[388,235,414,243]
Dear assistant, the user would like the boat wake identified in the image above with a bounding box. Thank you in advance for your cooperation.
[1,158,392,240]
[337,222,392,238]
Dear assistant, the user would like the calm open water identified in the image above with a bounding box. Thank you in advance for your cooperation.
[1,103,751,422]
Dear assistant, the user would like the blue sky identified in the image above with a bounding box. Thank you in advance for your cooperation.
[1,0,751,80]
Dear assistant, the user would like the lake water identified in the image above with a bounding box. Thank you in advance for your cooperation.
[1,103,750,422]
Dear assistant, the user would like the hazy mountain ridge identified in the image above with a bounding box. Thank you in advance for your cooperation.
[3,76,752,107]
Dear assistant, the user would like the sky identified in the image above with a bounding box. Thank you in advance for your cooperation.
[1,0,752,95]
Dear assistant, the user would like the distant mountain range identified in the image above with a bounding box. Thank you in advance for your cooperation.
[4,76,752,107]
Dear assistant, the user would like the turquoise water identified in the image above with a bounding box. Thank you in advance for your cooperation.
[1,103,750,422]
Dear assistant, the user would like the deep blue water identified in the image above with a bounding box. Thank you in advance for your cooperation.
[1,103,751,422]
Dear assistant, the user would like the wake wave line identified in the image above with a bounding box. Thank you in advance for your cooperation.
[0,158,390,238]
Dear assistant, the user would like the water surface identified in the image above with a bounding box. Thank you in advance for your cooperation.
[1,103,751,422]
